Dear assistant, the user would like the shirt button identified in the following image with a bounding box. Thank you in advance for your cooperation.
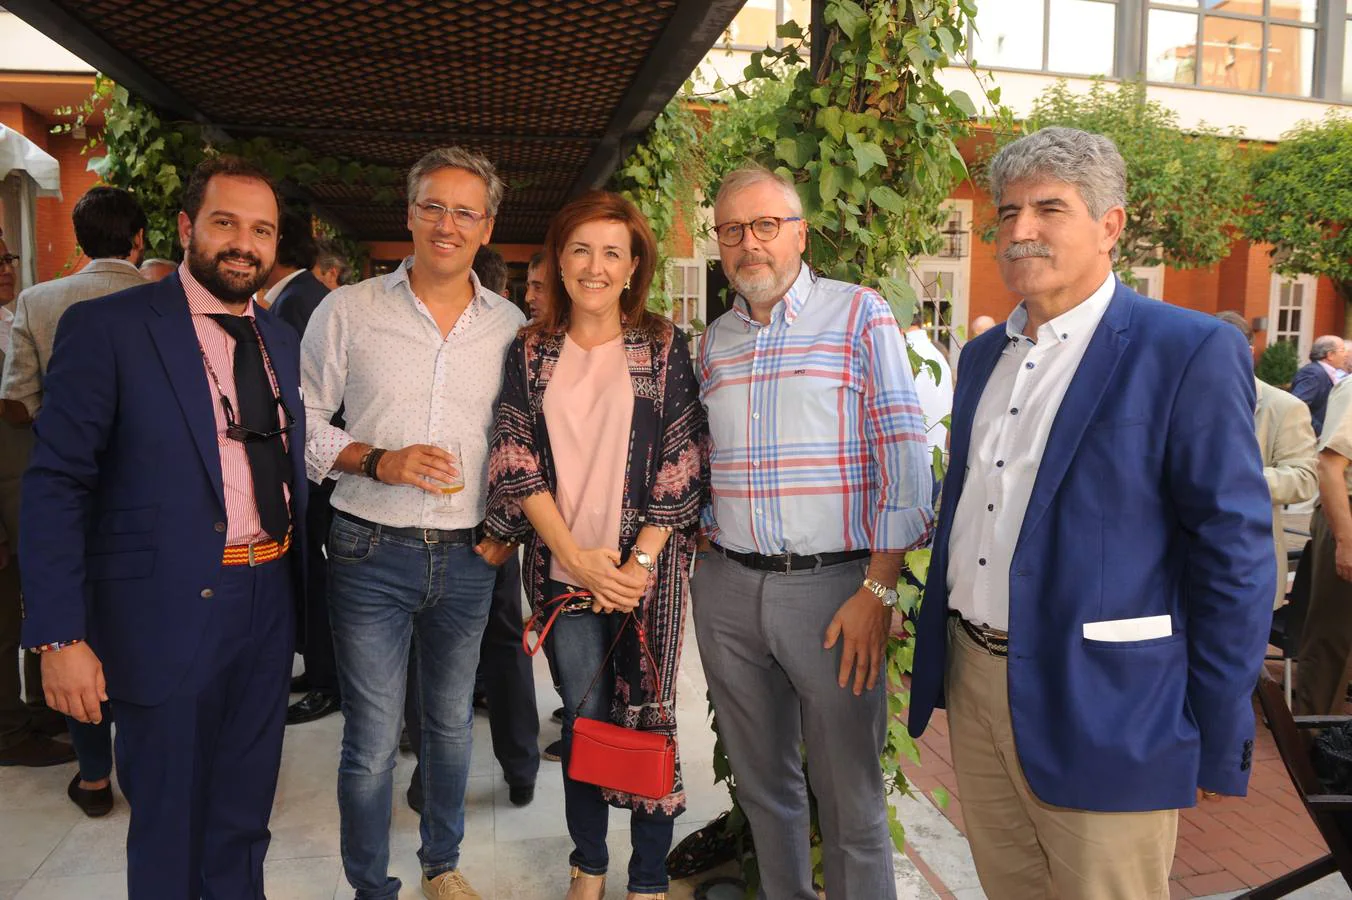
[755,508,763,516]
[1025,362,1035,370]
[752,413,760,420]
[996,460,1005,468]
[987,504,994,511]
[1010,408,1019,415]
[1061,333,1068,340]
[201,588,214,599]
[214,522,226,533]
[751,461,759,468]
[978,558,987,566]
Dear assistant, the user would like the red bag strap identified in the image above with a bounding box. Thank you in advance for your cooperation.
[522,590,592,657]
[575,611,670,725]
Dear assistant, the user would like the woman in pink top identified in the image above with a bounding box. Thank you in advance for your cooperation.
[485,192,707,900]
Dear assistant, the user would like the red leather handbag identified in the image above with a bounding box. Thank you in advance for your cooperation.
[523,591,675,800]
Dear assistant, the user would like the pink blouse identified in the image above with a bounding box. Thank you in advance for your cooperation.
[543,334,634,584]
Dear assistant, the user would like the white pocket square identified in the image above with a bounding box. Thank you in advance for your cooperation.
[1082,615,1172,642]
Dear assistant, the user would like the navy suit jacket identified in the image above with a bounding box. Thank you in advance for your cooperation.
[1289,361,1334,434]
[908,281,1274,812]
[19,273,308,707]
[269,269,331,339]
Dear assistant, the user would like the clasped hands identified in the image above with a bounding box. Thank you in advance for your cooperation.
[563,547,651,614]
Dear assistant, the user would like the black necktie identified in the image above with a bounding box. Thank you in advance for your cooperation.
[208,314,291,541]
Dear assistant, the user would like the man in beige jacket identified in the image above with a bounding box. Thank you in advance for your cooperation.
[1217,313,1318,608]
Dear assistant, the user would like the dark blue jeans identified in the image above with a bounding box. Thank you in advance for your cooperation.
[545,580,674,894]
[68,709,113,781]
[327,514,496,900]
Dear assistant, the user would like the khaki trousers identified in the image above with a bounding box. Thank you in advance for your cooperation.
[1293,507,1352,715]
[945,618,1178,900]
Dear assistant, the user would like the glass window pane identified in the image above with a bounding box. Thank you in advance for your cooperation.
[686,266,700,295]
[785,0,811,32]
[1200,16,1263,91]
[1048,0,1117,75]
[971,0,1046,70]
[1344,23,1352,101]
[1268,0,1318,23]
[1147,10,1199,85]
[1267,24,1315,96]
[729,0,777,48]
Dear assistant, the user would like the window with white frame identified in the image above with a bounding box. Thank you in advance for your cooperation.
[906,200,972,355]
[1269,272,1317,363]
[1147,0,1321,97]
[969,0,1118,76]
[666,258,706,330]
[1129,263,1166,300]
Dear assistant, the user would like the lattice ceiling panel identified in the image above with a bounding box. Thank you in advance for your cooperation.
[37,0,698,243]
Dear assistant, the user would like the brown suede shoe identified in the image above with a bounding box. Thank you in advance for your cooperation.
[421,870,481,899]
[0,734,78,767]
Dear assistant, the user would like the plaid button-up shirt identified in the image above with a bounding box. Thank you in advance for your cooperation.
[697,263,934,555]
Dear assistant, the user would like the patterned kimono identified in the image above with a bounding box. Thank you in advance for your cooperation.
[485,318,708,814]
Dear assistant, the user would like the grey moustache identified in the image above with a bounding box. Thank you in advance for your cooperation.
[1003,242,1052,260]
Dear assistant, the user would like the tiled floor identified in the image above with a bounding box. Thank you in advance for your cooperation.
[899,676,1351,900]
[0,612,936,899]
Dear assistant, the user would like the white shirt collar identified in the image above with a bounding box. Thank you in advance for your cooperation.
[1006,271,1116,346]
[263,267,306,305]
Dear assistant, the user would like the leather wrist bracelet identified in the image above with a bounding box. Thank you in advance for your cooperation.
[360,447,387,482]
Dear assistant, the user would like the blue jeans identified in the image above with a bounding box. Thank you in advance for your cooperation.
[328,514,496,900]
[545,580,674,895]
[68,708,113,781]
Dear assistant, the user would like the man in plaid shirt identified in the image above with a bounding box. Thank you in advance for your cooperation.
[693,165,934,900]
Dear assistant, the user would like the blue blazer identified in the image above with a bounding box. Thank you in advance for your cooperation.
[908,281,1274,812]
[19,273,308,707]
[1289,361,1333,434]
[270,269,331,339]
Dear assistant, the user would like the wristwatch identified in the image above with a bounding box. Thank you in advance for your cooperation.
[862,577,900,608]
[632,548,655,572]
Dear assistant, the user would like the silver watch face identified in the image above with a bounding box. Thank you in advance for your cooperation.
[881,589,900,608]
[635,550,653,567]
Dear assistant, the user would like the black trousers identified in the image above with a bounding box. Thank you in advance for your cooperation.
[407,553,539,787]
[300,479,339,695]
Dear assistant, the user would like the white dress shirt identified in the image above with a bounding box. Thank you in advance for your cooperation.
[263,267,305,307]
[301,259,525,529]
[904,328,953,453]
[947,272,1116,631]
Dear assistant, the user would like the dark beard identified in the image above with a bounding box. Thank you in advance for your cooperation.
[187,243,269,303]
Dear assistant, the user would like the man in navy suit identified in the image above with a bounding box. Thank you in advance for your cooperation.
[263,209,344,727]
[1290,335,1348,435]
[21,156,307,898]
[908,127,1273,898]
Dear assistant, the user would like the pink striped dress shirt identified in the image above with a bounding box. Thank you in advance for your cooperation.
[179,263,290,545]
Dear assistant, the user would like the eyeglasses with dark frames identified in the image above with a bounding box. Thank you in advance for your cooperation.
[713,216,804,247]
[0,254,19,268]
[412,202,489,229]
[218,392,296,444]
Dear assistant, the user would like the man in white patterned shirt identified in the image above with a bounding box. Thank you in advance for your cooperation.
[301,147,523,900]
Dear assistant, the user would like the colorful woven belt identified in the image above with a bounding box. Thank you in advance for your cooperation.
[222,530,292,567]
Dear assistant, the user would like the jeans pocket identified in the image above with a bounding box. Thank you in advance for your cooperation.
[328,519,375,564]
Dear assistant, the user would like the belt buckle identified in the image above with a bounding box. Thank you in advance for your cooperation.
[247,541,260,568]
[783,554,793,574]
[422,528,440,545]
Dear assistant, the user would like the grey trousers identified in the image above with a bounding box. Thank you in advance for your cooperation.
[692,551,896,900]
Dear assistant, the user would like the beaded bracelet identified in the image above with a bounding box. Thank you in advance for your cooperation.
[32,639,83,654]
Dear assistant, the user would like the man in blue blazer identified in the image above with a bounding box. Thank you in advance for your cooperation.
[1290,336,1348,435]
[20,156,307,898]
[908,127,1273,898]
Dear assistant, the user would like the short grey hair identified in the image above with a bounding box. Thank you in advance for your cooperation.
[1311,334,1345,362]
[714,165,803,217]
[988,126,1126,220]
[139,258,176,271]
[1215,311,1252,344]
[406,147,505,217]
